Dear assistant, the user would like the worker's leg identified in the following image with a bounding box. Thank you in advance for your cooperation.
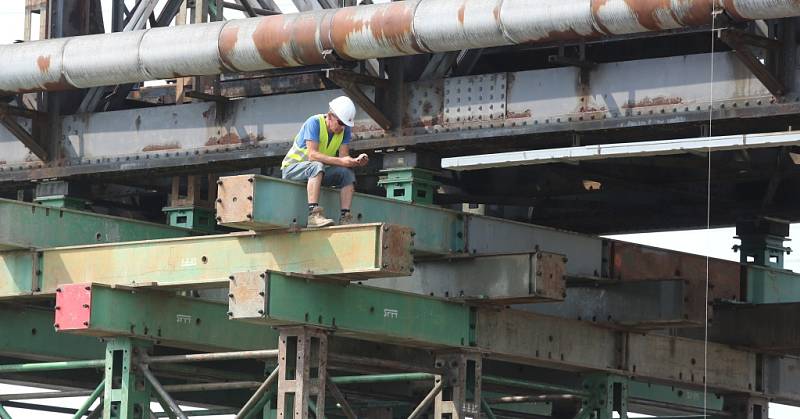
[307,172,323,204]
[321,166,356,224]
[282,162,334,227]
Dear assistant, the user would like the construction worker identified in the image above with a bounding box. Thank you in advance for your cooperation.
[281,95,369,228]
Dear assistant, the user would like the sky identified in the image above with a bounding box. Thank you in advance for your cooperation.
[0,1,799,418]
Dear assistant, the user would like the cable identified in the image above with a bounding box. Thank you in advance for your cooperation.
[704,6,722,418]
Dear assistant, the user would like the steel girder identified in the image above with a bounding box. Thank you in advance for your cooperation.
[0,51,792,181]
[0,198,193,250]
[216,174,602,276]
[54,283,278,352]
[0,222,413,297]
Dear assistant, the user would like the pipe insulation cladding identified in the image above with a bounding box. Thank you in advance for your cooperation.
[2,0,800,94]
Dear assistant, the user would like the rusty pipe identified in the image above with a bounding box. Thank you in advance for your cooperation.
[2,0,800,94]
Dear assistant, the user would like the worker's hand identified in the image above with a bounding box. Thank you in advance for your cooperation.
[355,153,369,167]
[343,156,359,168]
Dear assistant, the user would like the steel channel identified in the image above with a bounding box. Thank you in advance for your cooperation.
[146,349,279,364]
[330,372,436,385]
[0,359,105,373]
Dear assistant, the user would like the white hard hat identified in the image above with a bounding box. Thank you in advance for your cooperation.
[329,96,356,127]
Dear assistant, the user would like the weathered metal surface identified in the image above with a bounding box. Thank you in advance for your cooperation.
[31,223,411,296]
[229,271,473,347]
[744,265,800,303]
[367,252,566,304]
[712,303,800,352]
[0,198,193,250]
[608,240,741,302]
[526,279,702,329]
[1,50,787,179]
[55,283,279,351]
[475,307,769,398]
[5,0,800,93]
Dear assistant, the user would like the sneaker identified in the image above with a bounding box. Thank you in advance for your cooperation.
[307,206,334,228]
[339,212,354,225]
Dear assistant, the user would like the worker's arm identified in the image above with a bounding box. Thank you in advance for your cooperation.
[307,140,358,167]
[339,144,369,167]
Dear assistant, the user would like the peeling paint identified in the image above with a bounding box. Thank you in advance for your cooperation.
[506,109,532,119]
[622,96,683,108]
[142,143,181,152]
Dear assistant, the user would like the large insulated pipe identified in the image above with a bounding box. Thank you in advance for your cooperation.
[3,0,800,94]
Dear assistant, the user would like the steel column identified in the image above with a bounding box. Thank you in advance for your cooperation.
[102,338,151,419]
[433,353,482,419]
[276,327,327,419]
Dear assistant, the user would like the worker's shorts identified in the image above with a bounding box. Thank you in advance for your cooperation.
[281,161,356,188]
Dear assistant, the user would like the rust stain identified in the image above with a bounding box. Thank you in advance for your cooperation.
[506,109,532,119]
[331,2,423,60]
[622,0,672,31]
[0,160,6,165]
[578,105,608,113]
[291,12,327,65]
[219,25,240,70]
[42,75,73,91]
[457,3,466,25]
[206,132,242,146]
[36,55,51,73]
[422,102,433,114]
[252,15,291,67]
[622,96,683,108]
[142,143,181,152]
[493,5,500,22]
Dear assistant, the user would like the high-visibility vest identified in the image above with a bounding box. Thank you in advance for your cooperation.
[281,115,345,169]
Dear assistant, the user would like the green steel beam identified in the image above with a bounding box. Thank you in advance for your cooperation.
[628,380,724,413]
[0,198,193,250]
[0,304,105,361]
[0,223,412,297]
[216,174,463,255]
[229,271,473,348]
[745,265,800,304]
[55,283,278,352]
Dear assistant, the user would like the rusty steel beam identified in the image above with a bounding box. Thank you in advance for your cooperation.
[5,0,800,93]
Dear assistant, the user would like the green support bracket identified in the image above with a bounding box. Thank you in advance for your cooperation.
[735,218,791,269]
[55,283,279,352]
[229,271,473,348]
[378,168,440,205]
[0,198,194,251]
[35,195,90,210]
[103,338,152,419]
[162,206,217,233]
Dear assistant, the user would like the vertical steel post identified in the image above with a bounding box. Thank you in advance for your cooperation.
[579,374,628,419]
[433,353,482,419]
[276,327,327,419]
[103,338,152,419]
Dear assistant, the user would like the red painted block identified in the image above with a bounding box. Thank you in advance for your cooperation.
[54,283,93,331]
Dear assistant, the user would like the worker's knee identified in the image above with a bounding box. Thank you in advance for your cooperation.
[307,161,325,177]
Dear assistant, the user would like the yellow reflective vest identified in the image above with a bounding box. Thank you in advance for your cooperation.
[281,115,345,169]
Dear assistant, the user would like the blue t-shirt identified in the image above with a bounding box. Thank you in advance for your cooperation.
[294,115,352,149]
